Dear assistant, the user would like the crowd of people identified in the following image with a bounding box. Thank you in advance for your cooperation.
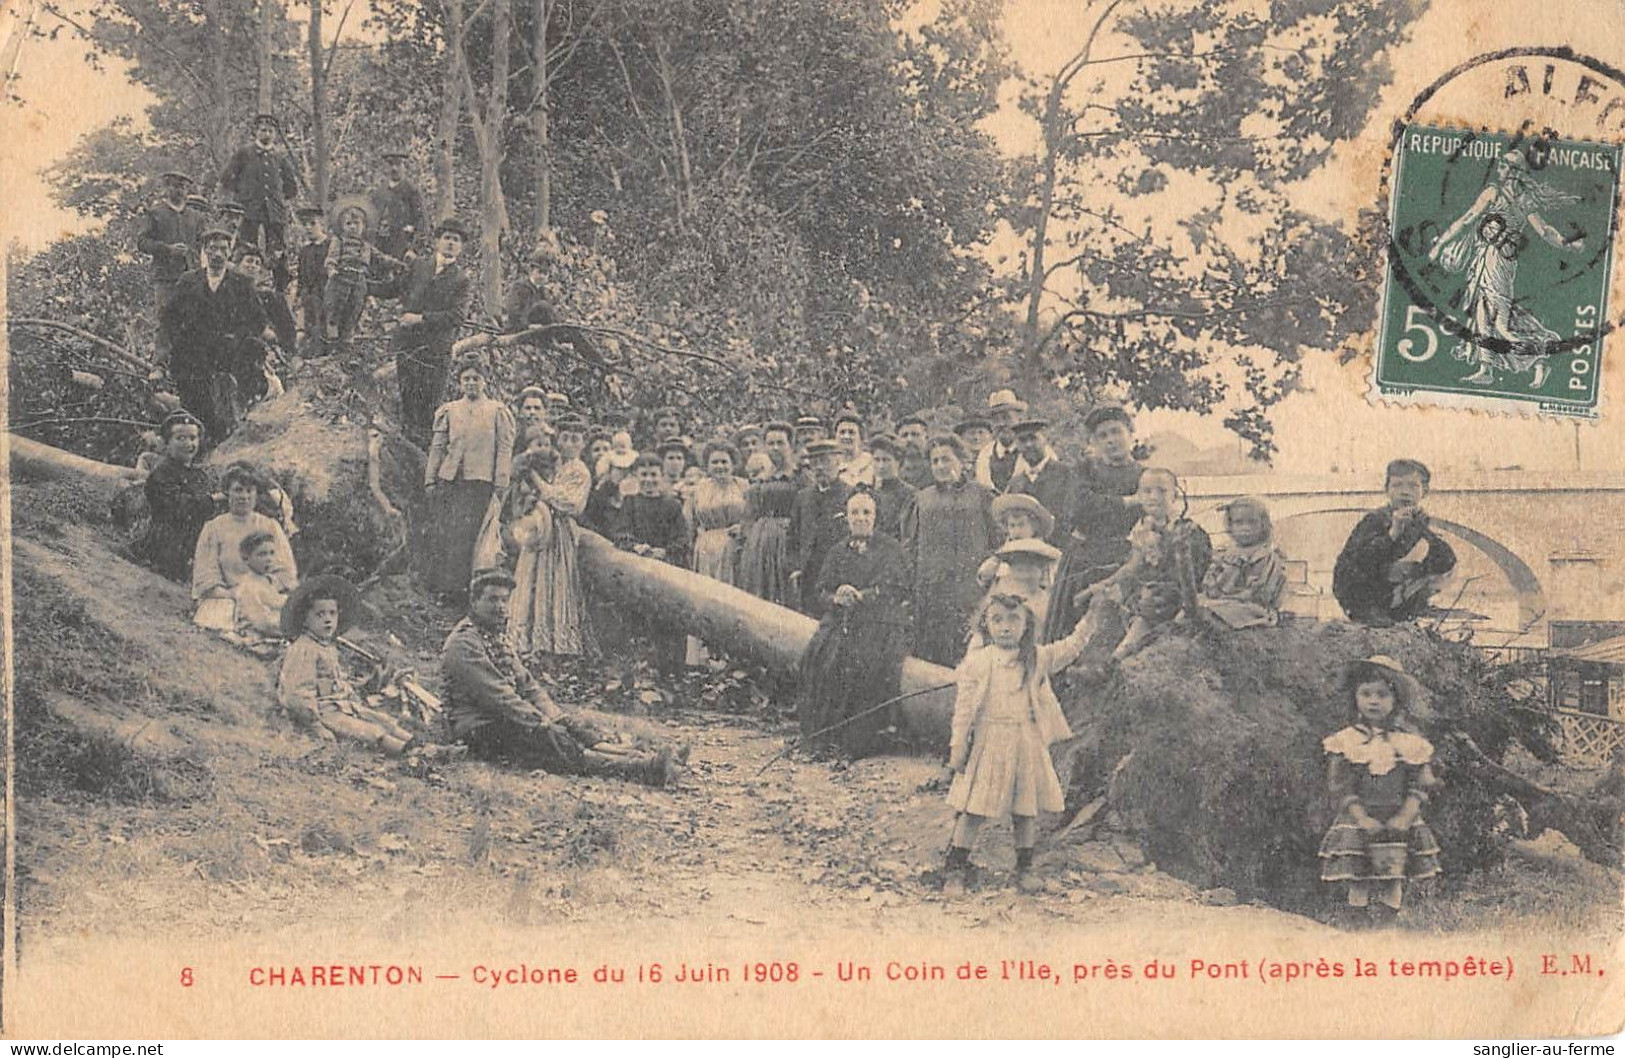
[121,114,1463,909]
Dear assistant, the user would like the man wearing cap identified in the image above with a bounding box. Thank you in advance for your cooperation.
[788,439,851,614]
[894,415,934,490]
[215,201,246,249]
[158,226,268,448]
[1041,404,1145,643]
[1005,418,1074,544]
[794,415,827,451]
[975,389,1029,492]
[220,114,300,287]
[369,150,427,261]
[137,171,198,361]
[442,568,677,787]
[373,217,473,448]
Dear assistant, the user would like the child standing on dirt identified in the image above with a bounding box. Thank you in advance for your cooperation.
[1318,654,1440,924]
[277,573,414,755]
[322,200,378,352]
[940,595,1090,894]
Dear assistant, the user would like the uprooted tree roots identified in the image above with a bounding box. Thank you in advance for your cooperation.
[1050,619,1621,909]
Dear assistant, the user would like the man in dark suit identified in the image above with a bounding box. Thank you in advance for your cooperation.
[1005,418,1075,544]
[369,150,427,261]
[136,171,197,361]
[158,227,268,449]
[220,114,300,287]
[788,440,852,615]
[375,217,472,449]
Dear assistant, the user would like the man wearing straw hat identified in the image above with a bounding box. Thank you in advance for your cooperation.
[974,389,1030,492]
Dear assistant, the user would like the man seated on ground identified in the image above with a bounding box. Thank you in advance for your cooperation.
[441,568,679,787]
[1332,458,1458,626]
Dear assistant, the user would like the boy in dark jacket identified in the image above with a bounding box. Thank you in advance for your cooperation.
[1333,459,1458,626]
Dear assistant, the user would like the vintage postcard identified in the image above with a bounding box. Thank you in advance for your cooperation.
[1,0,1622,1041]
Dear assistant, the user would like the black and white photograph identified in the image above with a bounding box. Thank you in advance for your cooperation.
[0,0,1621,1040]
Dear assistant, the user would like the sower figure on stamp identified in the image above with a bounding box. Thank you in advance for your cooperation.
[373,217,472,450]
[441,568,679,787]
[136,170,197,362]
[157,226,268,449]
[369,149,427,262]
[219,114,300,289]
[1333,459,1457,626]
[1427,149,1586,390]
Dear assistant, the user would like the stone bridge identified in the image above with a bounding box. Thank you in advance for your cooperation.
[1181,470,1625,646]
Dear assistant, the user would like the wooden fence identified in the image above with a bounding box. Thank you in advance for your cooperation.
[1551,708,1625,769]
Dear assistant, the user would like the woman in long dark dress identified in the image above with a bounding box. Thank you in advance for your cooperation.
[422,356,516,599]
[902,435,997,666]
[798,490,912,758]
[739,455,799,607]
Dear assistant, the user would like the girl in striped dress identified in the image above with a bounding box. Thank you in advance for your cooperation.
[1319,654,1440,922]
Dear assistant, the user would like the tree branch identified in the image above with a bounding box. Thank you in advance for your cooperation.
[1055,0,1130,90]
[6,316,149,373]
[1077,42,1302,70]
[322,0,359,82]
[12,415,158,433]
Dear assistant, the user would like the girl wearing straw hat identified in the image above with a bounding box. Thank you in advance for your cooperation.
[1318,655,1441,922]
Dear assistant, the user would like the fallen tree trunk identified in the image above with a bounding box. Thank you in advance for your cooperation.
[577,531,955,746]
[9,434,142,485]
[8,433,957,746]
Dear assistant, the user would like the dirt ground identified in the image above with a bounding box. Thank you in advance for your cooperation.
[9,476,1625,1038]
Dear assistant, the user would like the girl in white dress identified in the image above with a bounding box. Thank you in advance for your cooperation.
[942,594,1088,893]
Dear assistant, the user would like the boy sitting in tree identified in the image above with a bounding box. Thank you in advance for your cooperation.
[1332,459,1458,626]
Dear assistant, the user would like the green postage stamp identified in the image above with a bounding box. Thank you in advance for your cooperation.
[1375,124,1622,418]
